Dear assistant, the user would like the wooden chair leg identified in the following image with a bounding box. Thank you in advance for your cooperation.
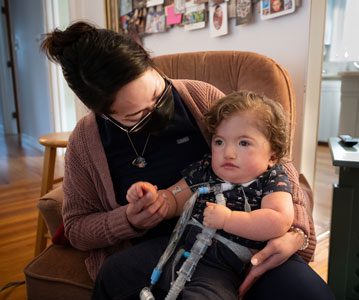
[40,146,57,196]
[34,146,57,256]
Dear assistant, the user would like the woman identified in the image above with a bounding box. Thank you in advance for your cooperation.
[41,21,334,299]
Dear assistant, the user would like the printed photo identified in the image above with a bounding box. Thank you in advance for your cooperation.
[193,0,209,4]
[145,5,166,33]
[228,0,236,18]
[133,0,147,9]
[147,0,164,8]
[121,8,147,37]
[235,0,252,25]
[165,4,182,25]
[174,0,186,13]
[183,3,206,31]
[261,0,295,20]
[120,0,133,16]
[209,2,228,37]
[209,0,225,6]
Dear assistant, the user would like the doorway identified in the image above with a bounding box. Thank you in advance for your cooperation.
[0,0,19,136]
[314,0,359,239]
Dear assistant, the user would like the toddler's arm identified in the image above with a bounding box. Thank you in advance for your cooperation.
[159,178,193,218]
[203,191,294,241]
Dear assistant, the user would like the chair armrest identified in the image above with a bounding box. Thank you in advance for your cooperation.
[38,186,64,237]
[299,173,314,214]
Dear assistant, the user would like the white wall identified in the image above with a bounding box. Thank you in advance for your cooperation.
[67,0,107,121]
[144,1,314,175]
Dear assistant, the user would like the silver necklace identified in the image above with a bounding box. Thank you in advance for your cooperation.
[101,114,150,168]
[126,132,150,168]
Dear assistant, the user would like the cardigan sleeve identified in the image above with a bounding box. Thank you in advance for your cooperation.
[283,162,316,262]
[62,120,146,251]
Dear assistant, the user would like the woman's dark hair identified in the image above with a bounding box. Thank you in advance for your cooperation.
[41,21,155,114]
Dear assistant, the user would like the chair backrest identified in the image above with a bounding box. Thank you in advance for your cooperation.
[153,51,296,157]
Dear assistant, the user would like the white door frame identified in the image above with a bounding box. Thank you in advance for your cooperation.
[300,0,327,187]
[0,0,17,134]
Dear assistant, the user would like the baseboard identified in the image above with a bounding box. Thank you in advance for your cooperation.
[317,230,330,242]
[317,141,328,146]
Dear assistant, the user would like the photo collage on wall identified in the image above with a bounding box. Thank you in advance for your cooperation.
[115,0,297,40]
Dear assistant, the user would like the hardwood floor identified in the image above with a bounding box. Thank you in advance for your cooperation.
[0,132,334,299]
[312,145,338,239]
[0,132,63,300]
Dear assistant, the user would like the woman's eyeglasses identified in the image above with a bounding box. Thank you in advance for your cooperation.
[102,77,173,133]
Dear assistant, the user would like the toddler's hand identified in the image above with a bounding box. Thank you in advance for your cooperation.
[126,181,157,207]
[203,202,231,229]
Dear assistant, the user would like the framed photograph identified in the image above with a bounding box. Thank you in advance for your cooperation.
[260,0,295,20]
[105,0,119,32]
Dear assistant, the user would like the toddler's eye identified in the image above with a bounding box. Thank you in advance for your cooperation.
[239,140,249,147]
[213,139,223,146]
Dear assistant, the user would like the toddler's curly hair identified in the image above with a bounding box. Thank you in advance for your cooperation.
[204,90,289,161]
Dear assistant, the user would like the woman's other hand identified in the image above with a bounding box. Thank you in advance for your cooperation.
[238,230,304,298]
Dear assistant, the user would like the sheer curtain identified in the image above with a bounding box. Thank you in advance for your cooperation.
[328,0,359,62]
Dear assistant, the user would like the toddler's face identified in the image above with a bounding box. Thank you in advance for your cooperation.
[211,111,276,184]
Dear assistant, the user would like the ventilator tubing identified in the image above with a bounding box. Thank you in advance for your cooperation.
[140,182,233,300]
[165,192,227,300]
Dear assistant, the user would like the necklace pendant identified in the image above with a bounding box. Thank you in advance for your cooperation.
[132,156,147,168]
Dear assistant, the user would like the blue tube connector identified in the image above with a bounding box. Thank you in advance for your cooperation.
[198,183,234,195]
[150,268,162,285]
[198,186,210,195]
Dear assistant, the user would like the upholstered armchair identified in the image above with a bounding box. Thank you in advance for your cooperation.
[24,51,314,300]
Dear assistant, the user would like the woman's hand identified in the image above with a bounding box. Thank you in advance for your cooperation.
[238,230,303,297]
[126,182,168,229]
